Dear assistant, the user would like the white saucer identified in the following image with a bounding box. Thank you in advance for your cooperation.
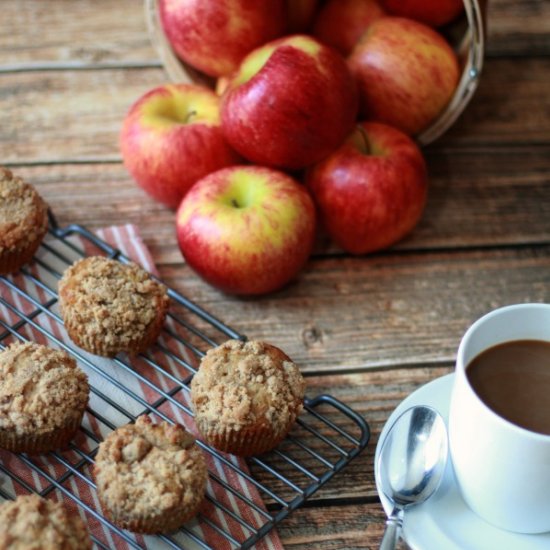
[375,374,550,550]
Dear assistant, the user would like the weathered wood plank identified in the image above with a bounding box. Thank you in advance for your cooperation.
[2,0,549,71]
[2,57,549,165]
[438,56,550,147]
[0,69,163,163]
[4,0,158,68]
[278,502,389,550]
[486,0,550,57]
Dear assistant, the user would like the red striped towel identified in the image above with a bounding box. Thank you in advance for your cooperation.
[0,224,283,550]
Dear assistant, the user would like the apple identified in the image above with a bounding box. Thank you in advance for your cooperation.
[221,35,358,170]
[158,0,286,77]
[381,0,464,27]
[176,166,316,295]
[215,76,230,96]
[348,17,460,136]
[286,0,319,33]
[120,84,241,209]
[306,122,427,254]
[312,0,385,56]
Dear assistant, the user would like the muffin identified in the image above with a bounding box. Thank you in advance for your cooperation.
[0,342,89,454]
[0,494,92,550]
[94,415,208,534]
[58,256,169,357]
[191,339,306,456]
[0,167,48,275]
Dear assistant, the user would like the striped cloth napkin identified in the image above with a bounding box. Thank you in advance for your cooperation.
[0,224,283,550]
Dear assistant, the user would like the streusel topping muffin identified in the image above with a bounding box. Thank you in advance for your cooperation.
[0,342,89,453]
[0,167,48,275]
[0,494,92,550]
[58,256,169,357]
[94,415,207,534]
[191,339,305,456]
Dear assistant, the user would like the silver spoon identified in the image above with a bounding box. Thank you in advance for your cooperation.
[376,405,448,550]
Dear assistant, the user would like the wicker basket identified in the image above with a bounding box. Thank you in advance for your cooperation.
[144,0,485,146]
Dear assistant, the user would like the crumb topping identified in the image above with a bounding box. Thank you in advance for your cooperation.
[0,167,48,254]
[95,416,207,519]
[0,494,92,550]
[191,340,305,435]
[0,342,89,435]
[58,256,169,354]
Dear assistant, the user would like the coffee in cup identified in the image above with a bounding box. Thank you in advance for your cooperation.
[449,303,550,534]
[465,339,550,435]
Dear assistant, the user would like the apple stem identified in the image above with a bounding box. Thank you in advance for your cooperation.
[185,110,198,124]
[356,125,371,155]
[231,198,240,208]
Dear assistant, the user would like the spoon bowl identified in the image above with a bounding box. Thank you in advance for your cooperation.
[376,405,448,550]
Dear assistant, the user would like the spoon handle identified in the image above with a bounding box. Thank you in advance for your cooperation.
[379,513,403,550]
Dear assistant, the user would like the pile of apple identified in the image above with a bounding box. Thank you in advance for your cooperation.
[120,0,464,295]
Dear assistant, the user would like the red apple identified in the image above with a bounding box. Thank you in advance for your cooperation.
[221,35,358,170]
[312,0,385,56]
[306,122,427,254]
[120,84,241,208]
[158,0,286,77]
[286,0,319,33]
[348,17,460,135]
[381,0,464,27]
[176,166,316,295]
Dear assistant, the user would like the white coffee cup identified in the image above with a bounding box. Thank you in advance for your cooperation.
[449,303,550,534]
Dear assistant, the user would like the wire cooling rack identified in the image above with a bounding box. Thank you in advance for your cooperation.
[0,214,371,549]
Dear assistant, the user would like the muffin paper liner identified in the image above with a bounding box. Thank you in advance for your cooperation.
[197,418,296,457]
[0,413,85,454]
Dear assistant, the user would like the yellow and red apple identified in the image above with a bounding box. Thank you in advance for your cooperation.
[158,0,286,77]
[348,17,460,136]
[306,122,427,254]
[176,166,316,295]
[312,0,385,56]
[120,84,241,209]
[221,35,358,170]
[381,0,464,27]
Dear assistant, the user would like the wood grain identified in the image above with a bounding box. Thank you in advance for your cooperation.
[438,56,550,147]
[3,0,158,69]
[486,0,550,57]
[0,68,162,163]
[412,146,550,248]
[276,502,389,550]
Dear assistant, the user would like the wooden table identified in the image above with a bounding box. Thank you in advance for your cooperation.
[3,1,549,547]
